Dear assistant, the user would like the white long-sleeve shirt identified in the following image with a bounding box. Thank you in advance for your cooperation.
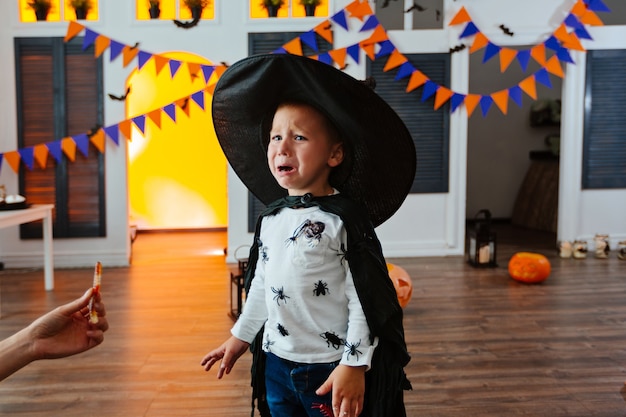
[231,205,377,368]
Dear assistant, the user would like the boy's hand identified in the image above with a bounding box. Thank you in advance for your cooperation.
[200,336,249,379]
[316,364,366,417]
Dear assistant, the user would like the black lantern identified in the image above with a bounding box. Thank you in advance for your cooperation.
[229,258,247,320]
[468,209,497,267]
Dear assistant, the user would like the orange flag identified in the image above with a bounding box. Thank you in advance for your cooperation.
[283,37,304,56]
[519,76,537,100]
[530,44,546,67]
[205,83,217,96]
[64,21,85,42]
[499,48,517,73]
[90,129,106,153]
[406,70,427,92]
[118,120,132,141]
[94,35,111,58]
[464,94,481,117]
[187,62,202,82]
[122,45,139,67]
[544,55,564,78]
[434,87,453,110]
[359,41,377,61]
[346,0,373,21]
[491,90,509,115]
[153,55,169,76]
[366,25,389,44]
[448,6,471,26]
[579,10,604,26]
[470,33,488,54]
[33,144,49,169]
[383,49,407,72]
[3,151,21,173]
[314,21,333,44]
[329,48,348,69]
[176,98,191,118]
[147,109,162,129]
[571,0,587,17]
[61,138,77,162]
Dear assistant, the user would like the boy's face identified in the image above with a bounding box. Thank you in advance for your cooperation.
[267,103,344,197]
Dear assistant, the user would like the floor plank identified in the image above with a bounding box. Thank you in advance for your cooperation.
[0,226,625,416]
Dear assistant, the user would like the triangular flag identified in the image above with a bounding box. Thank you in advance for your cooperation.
[406,70,428,92]
[153,55,169,75]
[191,91,205,110]
[346,0,373,21]
[491,90,509,115]
[482,42,501,63]
[89,129,106,153]
[73,134,90,157]
[420,80,438,101]
[187,62,202,82]
[499,48,517,72]
[163,103,177,122]
[331,10,348,30]
[283,37,304,56]
[464,94,481,117]
[347,44,360,64]
[479,96,494,117]
[103,125,120,145]
[562,32,584,51]
[314,21,333,44]
[328,48,348,69]
[571,0,587,17]
[176,98,190,118]
[544,55,564,78]
[450,93,466,113]
[535,68,552,88]
[82,29,98,51]
[46,141,63,163]
[359,40,377,61]
[579,10,604,26]
[122,45,139,67]
[147,109,162,129]
[201,65,215,83]
[509,85,524,107]
[449,6,471,26]
[64,21,85,42]
[586,0,611,13]
[118,119,133,140]
[516,49,531,72]
[395,61,415,80]
[33,144,49,169]
[375,40,395,59]
[18,148,35,171]
[138,51,153,70]
[316,52,333,66]
[94,35,111,58]
[300,31,319,52]
[169,59,182,78]
[556,47,574,64]
[459,22,479,39]
[360,15,379,32]
[434,87,453,110]
[553,24,571,44]
[109,40,125,62]
[364,25,388,45]
[61,137,77,162]
[132,115,147,134]
[469,32,488,54]
[519,76,537,100]
[3,151,21,173]
[383,49,407,72]
[214,65,227,79]
[205,82,217,96]
[530,43,546,66]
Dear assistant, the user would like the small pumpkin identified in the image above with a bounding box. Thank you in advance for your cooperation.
[508,252,551,284]
[387,263,413,308]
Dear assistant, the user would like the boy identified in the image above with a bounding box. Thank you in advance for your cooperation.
[202,53,415,417]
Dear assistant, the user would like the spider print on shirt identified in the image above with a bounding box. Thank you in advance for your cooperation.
[320,331,344,350]
[263,334,274,352]
[334,242,348,264]
[277,323,289,336]
[313,280,329,296]
[258,238,269,263]
[271,286,290,306]
[285,219,326,247]
[344,340,363,361]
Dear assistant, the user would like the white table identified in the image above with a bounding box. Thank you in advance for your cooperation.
[0,204,54,291]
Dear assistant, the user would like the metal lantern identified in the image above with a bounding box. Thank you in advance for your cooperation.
[468,209,497,267]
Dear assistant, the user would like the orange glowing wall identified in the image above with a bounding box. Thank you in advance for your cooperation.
[127,51,227,230]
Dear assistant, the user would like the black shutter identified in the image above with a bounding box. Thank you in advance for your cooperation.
[368,53,450,193]
[246,32,333,232]
[15,37,105,238]
[583,49,626,189]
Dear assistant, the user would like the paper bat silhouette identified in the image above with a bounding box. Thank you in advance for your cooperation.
[405,2,426,12]
[173,16,200,29]
[87,124,102,138]
[381,0,398,8]
[449,44,467,53]
[108,86,130,101]
[499,24,514,36]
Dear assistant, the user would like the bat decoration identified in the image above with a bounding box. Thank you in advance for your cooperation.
[220,61,230,68]
[381,0,398,8]
[173,16,200,29]
[405,2,426,13]
[436,9,441,21]
[181,98,189,111]
[449,44,467,53]
[499,24,514,37]
[87,124,103,138]
[108,86,130,101]
[339,63,349,71]
[129,42,140,50]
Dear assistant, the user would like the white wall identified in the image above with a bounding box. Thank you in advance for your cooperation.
[0,0,625,268]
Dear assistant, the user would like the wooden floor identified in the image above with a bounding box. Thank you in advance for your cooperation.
[1,226,625,416]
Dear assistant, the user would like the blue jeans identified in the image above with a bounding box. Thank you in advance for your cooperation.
[265,352,338,417]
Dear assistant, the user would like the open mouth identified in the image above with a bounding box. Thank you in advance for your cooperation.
[278,165,294,172]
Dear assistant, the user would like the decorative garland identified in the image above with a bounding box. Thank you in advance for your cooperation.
[0,0,610,175]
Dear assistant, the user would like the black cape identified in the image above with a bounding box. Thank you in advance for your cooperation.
[243,193,412,417]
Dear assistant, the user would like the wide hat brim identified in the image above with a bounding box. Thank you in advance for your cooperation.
[212,53,416,227]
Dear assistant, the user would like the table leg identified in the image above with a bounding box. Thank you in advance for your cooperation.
[42,211,54,291]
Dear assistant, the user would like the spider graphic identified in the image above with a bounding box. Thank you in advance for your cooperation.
[258,239,269,263]
[344,340,362,361]
[271,286,290,306]
[277,323,289,336]
[335,243,348,264]
[320,331,344,350]
[286,219,326,246]
[313,280,329,296]
[263,334,274,351]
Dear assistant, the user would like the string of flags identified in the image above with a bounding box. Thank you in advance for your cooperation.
[0,0,611,175]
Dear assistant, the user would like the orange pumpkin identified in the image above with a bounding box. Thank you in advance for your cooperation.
[508,252,551,284]
[387,263,413,308]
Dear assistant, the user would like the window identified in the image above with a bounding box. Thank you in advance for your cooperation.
[373,0,444,31]
[135,0,215,21]
[368,53,450,193]
[18,0,100,22]
[14,37,106,238]
[249,0,329,19]
[582,49,626,189]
